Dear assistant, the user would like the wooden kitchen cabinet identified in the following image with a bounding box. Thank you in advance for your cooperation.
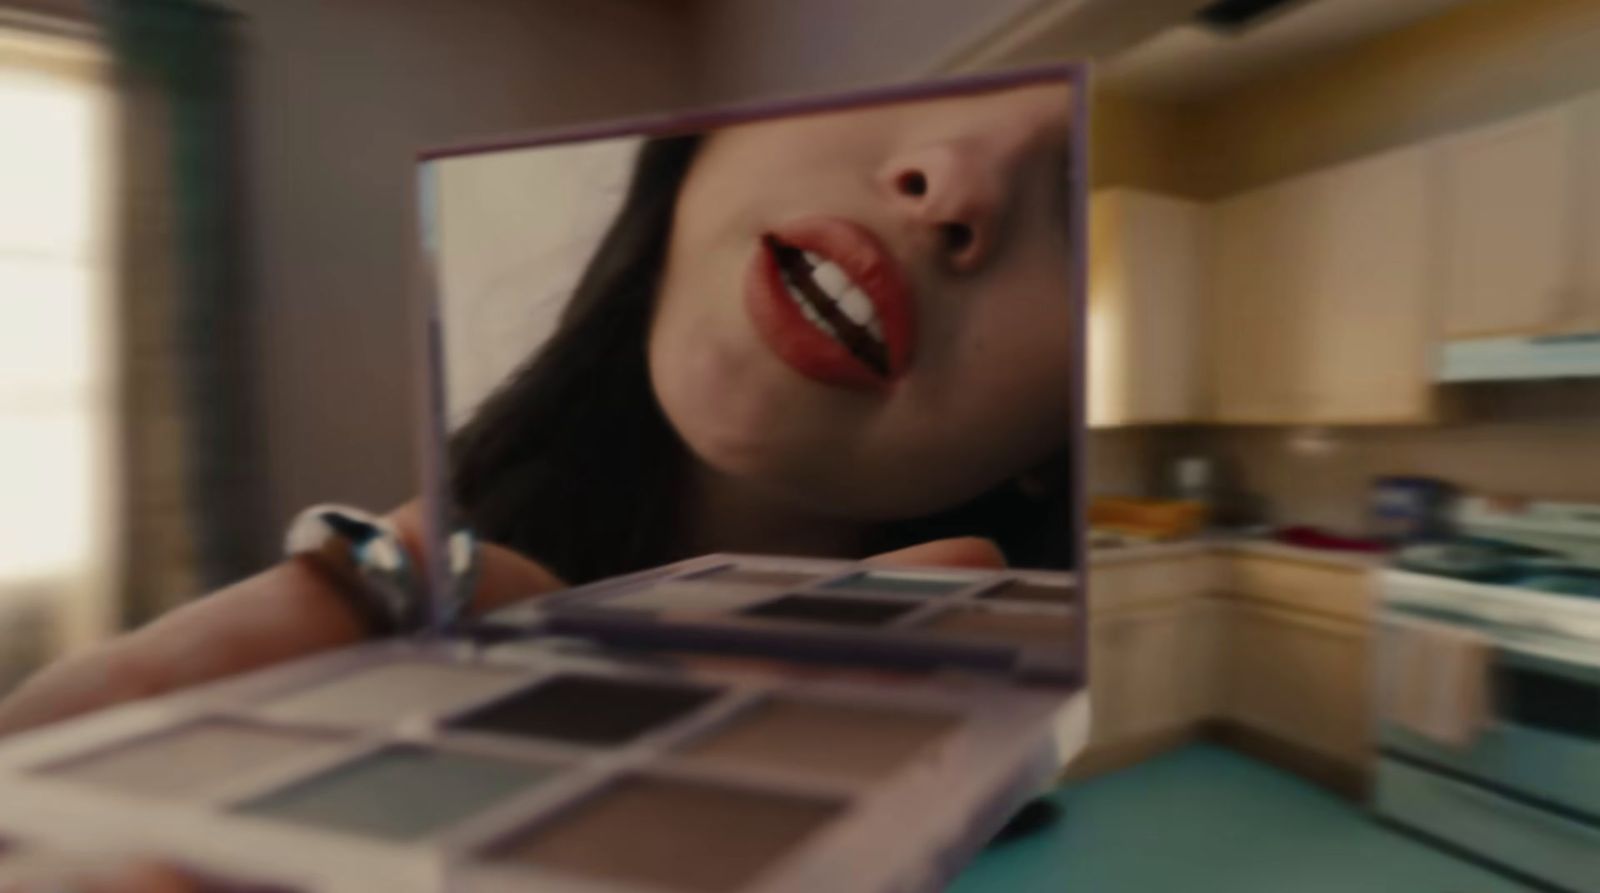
[1438,105,1577,338]
[1210,146,1436,424]
[1574,90,1600,330]
[1087,599,1218,753]
[1216,598,1371,770]
[1080,548,1375,788]
[1088,189,1207,427]
[1210,185,1305,422]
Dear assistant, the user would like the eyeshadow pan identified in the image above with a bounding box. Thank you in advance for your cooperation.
[820,571,971,596]
[680,698,959,781]
[741,594,917,627]
[235,746,556,841]
[918,609,1075,645]
[40,720,341,801]
[604,581,776,613]
[449,674,718,746]
[489,776,839,893]
[260,661,522,727]
[979,579,1074,604]
[698,567,819,588]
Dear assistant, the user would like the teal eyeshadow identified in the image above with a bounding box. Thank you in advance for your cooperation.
[820,572,972,596]
[234,746,559,841]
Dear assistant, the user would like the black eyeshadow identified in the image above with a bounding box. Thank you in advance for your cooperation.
[740,595,917,627]
[449,675,718,746]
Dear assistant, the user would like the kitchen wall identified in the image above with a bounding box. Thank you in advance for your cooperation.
[1205,383,1600,532]
[689,0,1042,101]
[219,0,696,565]
[1185,0,1600,198]
[1084,0,1600,531]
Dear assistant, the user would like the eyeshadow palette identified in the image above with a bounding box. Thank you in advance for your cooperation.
[0,629,1085,892]
[491,554,1082,683]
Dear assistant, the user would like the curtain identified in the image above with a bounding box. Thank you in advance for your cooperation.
[105,0,258,625]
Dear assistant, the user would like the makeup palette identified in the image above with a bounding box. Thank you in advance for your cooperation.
[0,63,1090,892]
[493,553,1082,682]
[0,554,1085,892]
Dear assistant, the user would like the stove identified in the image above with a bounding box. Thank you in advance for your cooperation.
[1374,497,1600,892]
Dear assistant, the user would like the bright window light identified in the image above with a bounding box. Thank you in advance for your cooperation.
[0,34,109,585]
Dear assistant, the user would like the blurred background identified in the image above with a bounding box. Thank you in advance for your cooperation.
[2,0,1599,890]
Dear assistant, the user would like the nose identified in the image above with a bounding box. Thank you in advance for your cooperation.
[877,140,1009,274]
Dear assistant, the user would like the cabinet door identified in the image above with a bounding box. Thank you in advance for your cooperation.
[1218,600,1371,767]
[1122,194,1206,423]
[1299,147,1437,422]
[1210,185,1312,422]
[1088,601,1218,749]
[1439,107,1576,338]
[1575,90,1600,329]
[1088,190,1205,427]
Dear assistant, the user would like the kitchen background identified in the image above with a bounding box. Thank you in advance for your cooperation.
[1,0,1597,890]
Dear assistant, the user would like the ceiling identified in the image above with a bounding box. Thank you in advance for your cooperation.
[1097,0,1471,101]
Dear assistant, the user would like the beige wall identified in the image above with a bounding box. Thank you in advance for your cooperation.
[1091,88,1198,191]
[221,0,695,564]
[1186,0,1600,197]
[691,0,1043,100]
[1203,383,1600,531]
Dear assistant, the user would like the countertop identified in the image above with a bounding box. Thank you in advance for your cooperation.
[1090,534,1387,571]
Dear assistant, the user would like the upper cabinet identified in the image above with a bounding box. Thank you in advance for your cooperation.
[1210,146,1437,424]
[1210,184,1304,422]
[1575,91,1600,331]
[1437,106,1576,339]
[1088,189,1207,427]
[1089,90,1600,428]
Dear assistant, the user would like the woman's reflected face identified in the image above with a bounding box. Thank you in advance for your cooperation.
[649,83,1077,520]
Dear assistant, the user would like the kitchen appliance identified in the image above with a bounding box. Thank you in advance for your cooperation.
[1369,475,1456,544]
[1375,497,1600,892]
[1437,331,1600,383]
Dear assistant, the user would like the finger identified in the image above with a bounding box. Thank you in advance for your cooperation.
[864,537,1007,570]
[469,541,566,614]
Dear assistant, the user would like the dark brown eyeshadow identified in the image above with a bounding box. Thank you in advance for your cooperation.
[489,776,840,892]
[978,580,1075,604]
[740,594,917,627]
[448,675,718,746]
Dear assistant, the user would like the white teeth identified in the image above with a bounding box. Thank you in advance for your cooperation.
[811,261,852,301]
[776,248,886,351]
[838,288,873,325]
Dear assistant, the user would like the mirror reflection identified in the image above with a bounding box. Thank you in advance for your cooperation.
[431,81,1082,586]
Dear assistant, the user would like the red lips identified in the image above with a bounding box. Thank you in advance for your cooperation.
[743,218,915,391]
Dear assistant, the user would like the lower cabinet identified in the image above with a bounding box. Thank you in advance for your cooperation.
[1087,597,1219,753]
[1082,551,1373,785]
[1215,598,1372,769]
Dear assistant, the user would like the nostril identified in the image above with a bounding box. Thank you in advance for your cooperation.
[941,222,974,255]
[896,170,928,197]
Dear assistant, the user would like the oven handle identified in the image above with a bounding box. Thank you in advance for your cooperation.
[1447,774,1600,844]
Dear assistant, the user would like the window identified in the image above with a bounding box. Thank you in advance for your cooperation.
[0,25,111,644]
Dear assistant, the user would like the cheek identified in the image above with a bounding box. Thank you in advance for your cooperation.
[938,269,1078,456]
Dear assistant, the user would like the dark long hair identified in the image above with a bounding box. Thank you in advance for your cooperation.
[450,136,1073,584]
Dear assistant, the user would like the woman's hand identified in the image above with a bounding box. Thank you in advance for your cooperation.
[0,500,1003,738]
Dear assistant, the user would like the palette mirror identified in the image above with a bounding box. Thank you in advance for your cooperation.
[419,69,1088,654]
